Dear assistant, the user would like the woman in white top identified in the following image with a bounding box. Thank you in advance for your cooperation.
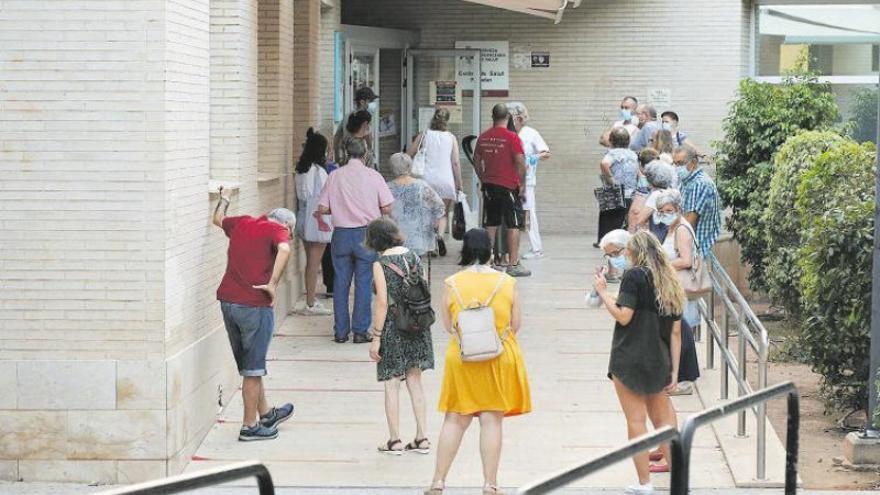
[508,102,551,259]
[408,108,463,256]
[293,128,333,316]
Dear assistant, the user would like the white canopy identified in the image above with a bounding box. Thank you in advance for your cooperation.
[461,0,581,23]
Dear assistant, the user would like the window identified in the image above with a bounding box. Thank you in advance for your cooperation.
[757,3,880,81]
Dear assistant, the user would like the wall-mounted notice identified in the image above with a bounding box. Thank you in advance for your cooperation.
[648,88,672,111]
[455,41,509,95]
[531,51,550,68]
[430,80,463,124]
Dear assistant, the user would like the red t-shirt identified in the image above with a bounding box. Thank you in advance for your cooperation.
[217,215,290,307]
[476,126,525,190]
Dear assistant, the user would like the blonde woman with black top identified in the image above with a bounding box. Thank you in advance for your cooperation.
[593,230,685,495]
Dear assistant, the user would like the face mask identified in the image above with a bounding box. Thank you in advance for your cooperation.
[653,211,677,226]
[367,100,378,113]
[619,109,632,122]
[676,166,689,181]
[662,122,673,132]
[609,255,630,271]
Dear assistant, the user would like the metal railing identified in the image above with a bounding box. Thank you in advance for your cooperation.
[97,461,274,495]
[698,252,772,480]
[517,381,800,495]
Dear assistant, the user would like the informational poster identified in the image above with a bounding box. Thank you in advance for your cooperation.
[648,88,672,111]
[378,113,397,138]
[418,107,436,133]
[429,80,463,124]
[511,44,531,70]
[531,51,550,68]
[455,41,509,94]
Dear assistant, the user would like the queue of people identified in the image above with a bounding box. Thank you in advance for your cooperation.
[209,89,721,494]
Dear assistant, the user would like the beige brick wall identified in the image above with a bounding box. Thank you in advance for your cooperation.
[0,0,306,482]
[319,3,342,135]
[343,0,751,233]
[294,0,322,143]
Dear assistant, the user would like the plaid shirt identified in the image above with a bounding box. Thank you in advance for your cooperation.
[681,167,722,256]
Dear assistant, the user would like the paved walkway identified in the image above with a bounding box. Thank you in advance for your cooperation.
[182,235,735,492]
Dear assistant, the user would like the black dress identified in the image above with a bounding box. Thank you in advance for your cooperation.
[607,267,680,395]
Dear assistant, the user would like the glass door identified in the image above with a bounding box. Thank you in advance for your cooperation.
[345,43,381,167]
[404,49,483,212]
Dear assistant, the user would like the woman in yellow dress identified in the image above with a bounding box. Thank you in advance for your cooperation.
[425,229,531,495]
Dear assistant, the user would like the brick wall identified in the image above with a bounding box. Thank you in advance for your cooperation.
[319,3,342,135]
[343,0,750,233]
[294,0,322,144]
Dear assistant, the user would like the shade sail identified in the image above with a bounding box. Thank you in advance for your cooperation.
[461,0,580,23]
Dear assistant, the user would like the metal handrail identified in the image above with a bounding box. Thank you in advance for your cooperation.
[673,381,800,494]
[97,461,274,495]
[516,427,682,495]
[516,381,800,495]
[699,252,772,480]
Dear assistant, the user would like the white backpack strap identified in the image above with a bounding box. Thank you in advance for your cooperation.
[482,273,507,307]
[446,275,467,310]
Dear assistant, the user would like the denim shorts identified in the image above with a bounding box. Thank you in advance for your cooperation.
[220,301,274,377]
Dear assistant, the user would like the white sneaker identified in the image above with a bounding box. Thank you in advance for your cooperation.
[668,381,694,396]
[522,250,544,259]
[624,483,654,494]
[298,300,333,316]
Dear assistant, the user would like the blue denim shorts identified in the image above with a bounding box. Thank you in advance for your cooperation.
[220,302,274,377]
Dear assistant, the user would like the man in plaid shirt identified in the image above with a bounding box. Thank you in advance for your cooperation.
[673,145,721,256]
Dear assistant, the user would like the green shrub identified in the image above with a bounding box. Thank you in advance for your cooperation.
[763,131,846,319]
[796,140,877,412]
[714,75,839,291]
[848,86,879,145]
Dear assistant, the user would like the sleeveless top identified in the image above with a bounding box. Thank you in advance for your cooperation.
[422,130,457,200]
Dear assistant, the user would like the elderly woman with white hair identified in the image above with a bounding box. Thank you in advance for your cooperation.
[631,159,678,234]
[650,189,701,399]
[508,101,551,259]
[387,152,446,257]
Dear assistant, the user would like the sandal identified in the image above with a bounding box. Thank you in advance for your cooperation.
[377,439,403,456]
[405,437,431,454]
[483,484,506,494]
[424,480,444,494]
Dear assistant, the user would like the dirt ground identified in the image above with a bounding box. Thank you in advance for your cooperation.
[735,309,880,490]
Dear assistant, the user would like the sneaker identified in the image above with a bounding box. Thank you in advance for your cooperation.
[506,263,532,277]
[624,483,654,494]
[668,381,694,396]
[292,299,308,314]
[522,250,544,259]
[352,333,373,344]
[437,238,447,257]
[299,300,332,316]
[260,403,294,430]
[238,423,278,442]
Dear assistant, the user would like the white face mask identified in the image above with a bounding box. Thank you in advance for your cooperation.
[367,100,378,113]
[653,211,678,226]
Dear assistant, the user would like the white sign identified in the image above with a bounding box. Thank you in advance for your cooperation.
[418,107,436,133]
[648,88,672,111]
[455,41,509,92]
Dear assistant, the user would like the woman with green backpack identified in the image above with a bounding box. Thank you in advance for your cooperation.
[365,218,435,456]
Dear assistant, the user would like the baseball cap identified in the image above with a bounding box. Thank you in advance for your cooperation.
[355,87,379,102]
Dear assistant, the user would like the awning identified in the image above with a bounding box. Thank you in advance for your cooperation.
[461,0,581,24]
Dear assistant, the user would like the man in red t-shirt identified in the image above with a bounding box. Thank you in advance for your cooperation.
[474,103,530,277]
[212,187,296,442]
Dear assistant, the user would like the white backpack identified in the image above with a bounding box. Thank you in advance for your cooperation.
[447,273,509,362]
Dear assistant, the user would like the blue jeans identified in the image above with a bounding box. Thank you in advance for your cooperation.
[331,227,376,338]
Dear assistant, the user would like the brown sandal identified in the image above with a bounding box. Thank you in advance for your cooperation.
[424,481,444,494]
[377,438,403,456]
[405,437,431,454]
[483,484,506,494]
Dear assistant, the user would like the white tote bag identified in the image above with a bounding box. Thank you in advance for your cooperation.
[457,190,478,232]
[412,131,429,177]
[303,167,333,243]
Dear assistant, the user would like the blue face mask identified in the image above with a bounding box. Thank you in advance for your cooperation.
[653,211,678,226]
[676,166,689,181]
[609,255,630,271]
[662,121,673,132]
[367,100,379,113]
[619,109,632,122]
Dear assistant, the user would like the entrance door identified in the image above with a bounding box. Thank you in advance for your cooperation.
[404,49,483,211]
[345,43,381,166]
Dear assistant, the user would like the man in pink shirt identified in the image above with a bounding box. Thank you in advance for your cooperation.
[318,138,394,343]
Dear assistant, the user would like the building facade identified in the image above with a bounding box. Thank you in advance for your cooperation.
[1,0,875,483]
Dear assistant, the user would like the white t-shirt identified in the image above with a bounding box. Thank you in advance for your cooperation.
[518,126,549,187]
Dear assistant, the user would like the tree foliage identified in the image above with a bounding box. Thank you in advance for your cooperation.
[714,76,839,291]
[763,131,846,319]
[848,86,879,145]
[796,140,877,412]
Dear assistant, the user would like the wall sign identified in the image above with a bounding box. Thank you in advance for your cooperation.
[429,80,463,124]
[455,41,509,96]
[648,88,672,112]
[531,51,550,68]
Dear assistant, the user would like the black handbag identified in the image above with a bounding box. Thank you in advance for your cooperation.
[594,183,626,212]
[452,201,466,240]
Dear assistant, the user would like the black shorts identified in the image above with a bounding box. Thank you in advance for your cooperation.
[482,183,525,229]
